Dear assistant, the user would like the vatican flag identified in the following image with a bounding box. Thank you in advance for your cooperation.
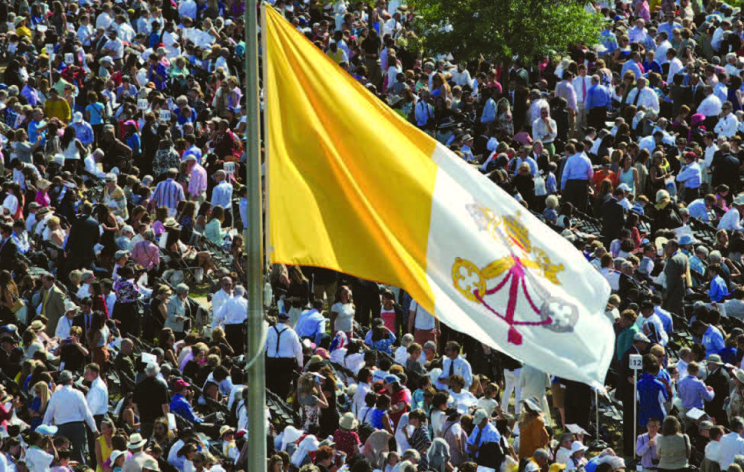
[264,5,613,387]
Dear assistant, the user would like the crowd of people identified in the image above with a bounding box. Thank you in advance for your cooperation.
[15,0,744,472]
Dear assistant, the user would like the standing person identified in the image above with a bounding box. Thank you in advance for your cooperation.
[42,370,99,464]
[85,363,108,470]
[212,285,248,353]
[265,312,303,400]
[408,297,440,347]
[636,418,660,470]
[656,416,690,472]
[439,341,473,390]
[330,285,356,339]
[663,239,689,315]
[585,75,611,130]
[560,143,593,213]
[133,364,170,439]
[65,203,101,271]
[517,397,549,459]
[500,353,523,415]
[407,409,432,471]
[210,170,233,227]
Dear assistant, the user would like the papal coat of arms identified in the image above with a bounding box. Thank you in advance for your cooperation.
[451,201,580,345]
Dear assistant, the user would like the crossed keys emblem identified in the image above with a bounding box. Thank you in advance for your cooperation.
[451,201,579,345]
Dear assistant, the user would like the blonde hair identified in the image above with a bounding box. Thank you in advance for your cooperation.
[33,381,50,412]
[545,195,559,209]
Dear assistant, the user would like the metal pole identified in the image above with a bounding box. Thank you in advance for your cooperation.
[633,375,637,457]
[595,389,599,440]
[246,0,266,471]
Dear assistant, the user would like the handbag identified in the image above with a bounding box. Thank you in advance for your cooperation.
[10,293,24,313]
[534,173,547,197]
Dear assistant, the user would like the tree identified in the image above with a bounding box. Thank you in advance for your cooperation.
[408,0,603,63]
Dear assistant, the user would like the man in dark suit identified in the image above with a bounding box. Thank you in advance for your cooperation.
[72,298,95,342]
[602,188,626,247]
[690,74,706,112]
[0,223,18,273]
[704,354,730,427]
[65,203,100,270]
[711,142,741,194]
[504,78,529,131]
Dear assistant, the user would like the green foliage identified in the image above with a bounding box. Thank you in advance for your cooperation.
[408,0,603,63]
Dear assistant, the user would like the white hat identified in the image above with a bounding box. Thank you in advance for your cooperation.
[64,300,78,312]
[73,112,83,123]
[570,441,588,455]
[127,433,147,449]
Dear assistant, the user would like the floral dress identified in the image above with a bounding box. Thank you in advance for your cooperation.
[299,394,320,430]
[728,386,744,422]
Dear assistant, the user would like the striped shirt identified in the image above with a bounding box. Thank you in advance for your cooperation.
[188,163,207,197]
[152,178,185,214]
[211,181,233,210]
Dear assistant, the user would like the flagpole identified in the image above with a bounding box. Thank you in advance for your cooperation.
[246,0,266,470]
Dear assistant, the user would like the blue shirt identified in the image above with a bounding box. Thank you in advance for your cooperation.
[584,84,611,110]
[654,306,673,334]
[295,308,326,345]
[72,122,94,147]
[687,199,710,222]
[703,325,726,356]
[637,372,669,425]
[28,120,46,145]
[182,145,202,164]
[561,153,593,189]
[708,274,729,302]
[467,422,501,458]
[621,61,643,82]
[170,393,203,423]
[152,178,185,212]
[676,162,701,189]
[677,374,714,409]
[211,181,233,210]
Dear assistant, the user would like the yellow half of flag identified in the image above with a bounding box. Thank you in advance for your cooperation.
[265,5,438,311]
[264,5,614,386]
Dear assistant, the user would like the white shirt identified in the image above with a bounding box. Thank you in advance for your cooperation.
[96,12,113,31]
[572,75,592,104]
[450,68,472,87]
[394,345,408,365]
[103,38,124,60]
[697,94,723,117]
[666,58,683,85]
[26,447,54,472]
[642,313,669,346]
[626,87,660,113]
[211,289,232,327]
[715,113,738,138]
[440,356,474,389]
[353,382,371,420]
[43,385,98,432]
[706,440,722,465]
[712,27,725,52]
[718,432,744,468]
[2,195,18,216]
[86,376,109,416]
[409,300,436,330]
[629,26,648,43]
[656,40,672,64]
[55,314,75,339]
[116,22,135,44]
[415,100,433,127]
[84,156,107,179]
[718,208,743,231]
[213,294,248,326]
[265,322,303,366]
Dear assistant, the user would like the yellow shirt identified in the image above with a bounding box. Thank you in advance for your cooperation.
[44,98,71,123]
[16,25,32,39]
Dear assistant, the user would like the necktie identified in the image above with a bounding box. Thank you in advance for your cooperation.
[510,91,514,104]
[448,358,455,378]
[474,426,483,455]
[86,315,91,330]
[582,79,587,102]
[633,88,642,106]
[41,289,50,314]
